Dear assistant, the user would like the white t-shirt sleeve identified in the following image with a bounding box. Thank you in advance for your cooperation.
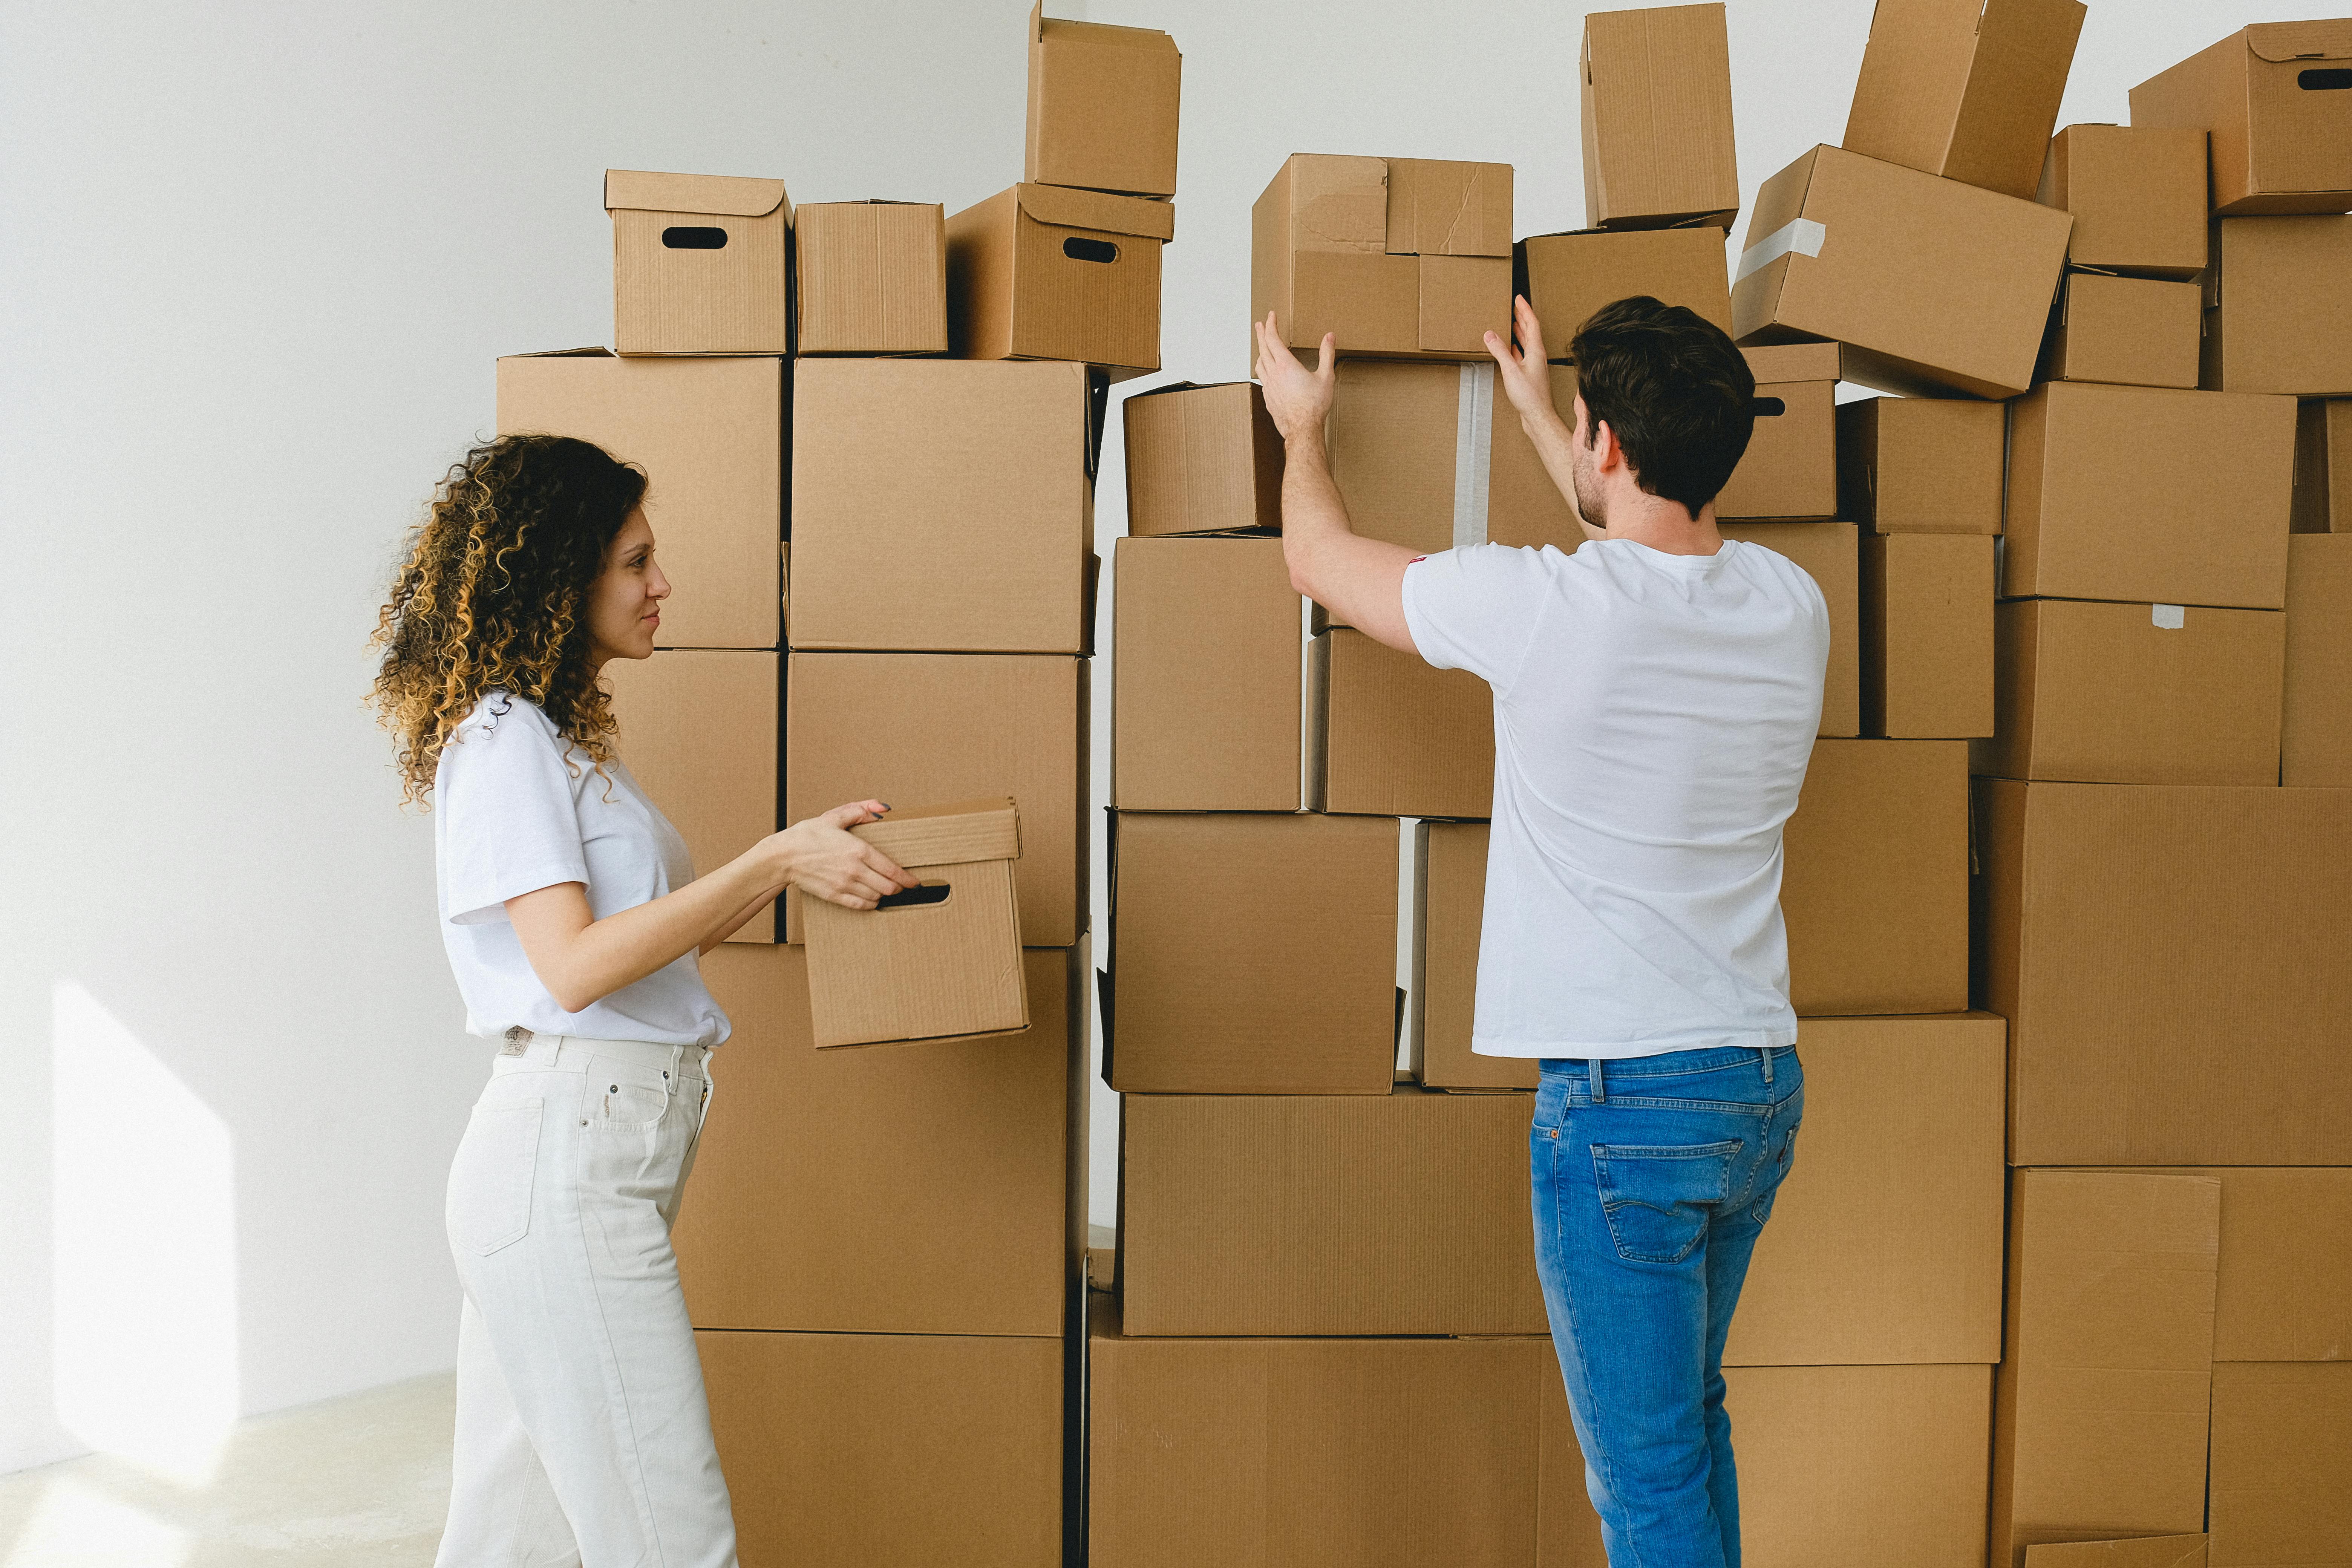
[437,704,592,926]
[1400,544,1559,694]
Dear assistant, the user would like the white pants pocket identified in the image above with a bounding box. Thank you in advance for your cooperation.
[447,1099,543,1256]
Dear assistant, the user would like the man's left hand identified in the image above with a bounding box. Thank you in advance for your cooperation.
[1253,312,1335,445]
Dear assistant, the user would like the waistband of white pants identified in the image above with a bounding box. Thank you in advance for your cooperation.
[498,1026,708,1081]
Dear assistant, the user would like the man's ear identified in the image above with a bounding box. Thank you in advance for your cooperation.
[1589,416,1621,473]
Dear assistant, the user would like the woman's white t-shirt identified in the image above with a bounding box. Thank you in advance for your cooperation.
[432,691,730,1047]
[1400,537,1829,1060]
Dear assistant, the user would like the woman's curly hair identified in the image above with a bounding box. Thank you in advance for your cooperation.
[371,433,647,805]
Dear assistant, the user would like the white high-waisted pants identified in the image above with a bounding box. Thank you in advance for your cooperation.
[435,1031,737,1568]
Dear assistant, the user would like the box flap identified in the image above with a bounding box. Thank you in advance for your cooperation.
[1285,154,1392,253]
[1035,4,1178,57]
[855,799,1022,868]
[1741,341,1843,383]
[2022,1535,2207,1568]
[605,168,791,219]
[2246,20,2352,63]
[503,347,614,360]
[1015,183,1176,241]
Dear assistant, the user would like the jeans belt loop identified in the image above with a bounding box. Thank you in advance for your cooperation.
[1588,1058,1606,1103]
[1761,1046,1775,1084]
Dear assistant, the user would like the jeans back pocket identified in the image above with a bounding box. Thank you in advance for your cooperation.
[1590,1140,1743,1265]
[447,1099,542,1256]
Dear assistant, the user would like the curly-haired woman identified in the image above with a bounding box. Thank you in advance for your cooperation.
[372,433,912,1566]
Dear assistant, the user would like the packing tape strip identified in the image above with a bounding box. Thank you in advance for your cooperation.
[1453,362,1495,549]
[1735,218,1827,284]
[2152,603,2186,629]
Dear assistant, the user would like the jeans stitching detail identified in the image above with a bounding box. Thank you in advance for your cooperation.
[1548,1132,1652,1568]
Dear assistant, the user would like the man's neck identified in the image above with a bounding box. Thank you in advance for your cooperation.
[1591,488,1723,556]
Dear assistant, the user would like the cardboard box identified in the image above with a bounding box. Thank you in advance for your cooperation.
[2130,21,2352,216]
[1515,227,1733,357]
[1837,395,2007,534]
[1579,4,1740,230]
[801,799,1025,1048]
[2037,271,2203,389]
[1122,381,1281,536]
[1733,144,2073,399]
[1116,1086,1547,1335]
[1308,629,1492,818]
[2208,1362,2352,1568]
[1725,1012,2007,1366]
[2003,382,2297,609]
[603,649,779,942]
[2203,216,2352,397]
[1988,599,2285,786]
[1990,1170,2221,1568]
[1252,154,1513,361]
[1716,342,1841,521]
[2284,533,2352,785]
[2036,124,2209,277]
[1782,740,1971,1015]
[1410,821,1539,1092]
[2099,1168,2352,1364]
[1024,3,1179,198]
[674,944,1082,1336]
[2025,1542,2208,1568]
[496,351,785,650]
[784,652,1084,945]
[1977,779,2352,1164]
[1863,532,1995,738]
[792,201,946,355]
[1113,537,1300,812]
[605,169,792,356]
[791,359,1094,653]
[946,184,1171,377]
[1720,521,1860,736]
[1844,0,2087,201]
[698,1327,1062,1568]
[2295,398,2352,533]
[1106,812,1398,1093]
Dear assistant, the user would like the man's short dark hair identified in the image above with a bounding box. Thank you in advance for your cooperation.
[1569,295,1758,520]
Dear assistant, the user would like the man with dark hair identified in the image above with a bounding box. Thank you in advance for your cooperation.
[1254,294,1827,1568]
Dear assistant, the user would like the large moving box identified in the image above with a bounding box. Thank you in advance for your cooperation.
[946,185,1172,375]
[1977,780,2352,1164]
[1838,395,2006,534]
[2207,1363,2352,1568]
[1515,226,1733,356]
[1863,532,1995,738]
[1309,629,1492,818]
[1580,3,1740,230]
[496,351,786,649]
[793,201,947,356]
[2295,398,2352,533]
[2037,271,2202,389]
[1410,821,1538,1093]
[1121,381,1282,536]
[2202,216,2352,397]
[1717,342,1840,522]
[2130,20,2352,216]
[1721,521,1860,736]
[674,945,1082,1337]
[2284,534,2352,785]
[1024,2,1181,198]
[604,169,793,356]
[2036,124,2210,277]
[1844,0,2087,201]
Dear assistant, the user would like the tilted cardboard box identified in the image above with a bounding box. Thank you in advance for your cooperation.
[675,944,1082,1337]
[1837,395,2006,534]
[496,351,785,650]
[2036,125,2209,277]
[1843,0,2087,201]
[1112,536,1301,813]
[1733,144,2073,399]
[1516,226,1734,356]
[1721,521,1860,736]
[1717,341,1841,522]
[1024,3,1179,198]
[603,649,780,943]
[1308,629,1493,819]
[605,169,792,356]
[2130,20,2352,216]
[1580,4,1740,230]
[2294,398,2352,533]
[1863,532,1995,738]
[1410,820,1538,1092]
[2284,533,2352,786]
[1121,381,1281,536]
[947,184,1172,377]
[2207,1363,2352,1568]
[2024,1541,2208,1568]
[792,201,946,356]
[2037,271,2202,390]
[2202,216,2352,397]
[802,799,1026,1048]
[1976,779,2352,1164]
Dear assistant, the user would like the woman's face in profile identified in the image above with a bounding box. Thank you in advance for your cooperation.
[587,506,669,665]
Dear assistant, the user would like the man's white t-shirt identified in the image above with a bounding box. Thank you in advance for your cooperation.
[432,691,730,1047]
[1400,537,1829,1060]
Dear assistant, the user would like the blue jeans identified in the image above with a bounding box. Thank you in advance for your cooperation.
[1531,1046,1804,1568]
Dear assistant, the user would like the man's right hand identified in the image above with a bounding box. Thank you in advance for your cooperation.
[1485,295,1563,432]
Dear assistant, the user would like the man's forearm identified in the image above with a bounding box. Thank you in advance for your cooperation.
[1519,403,1592,533]
[1279,430,1354,591]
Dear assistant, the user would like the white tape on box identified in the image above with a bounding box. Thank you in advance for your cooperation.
[2152,603,2186,629]
[1453,362,1496,549]
[1735,218,1827,284]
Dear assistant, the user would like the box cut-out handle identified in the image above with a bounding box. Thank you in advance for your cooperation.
[1063,236,1118,264]
[662,226,730,250]
[1752,396,1787,418]
[2299,68,2352,89]
[875,882,952,911]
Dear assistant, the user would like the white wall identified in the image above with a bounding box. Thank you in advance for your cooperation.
[2,0,2334,1479]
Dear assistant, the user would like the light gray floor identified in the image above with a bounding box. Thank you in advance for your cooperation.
[0,1374,453,1567]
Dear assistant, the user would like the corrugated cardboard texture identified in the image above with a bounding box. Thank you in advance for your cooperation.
[1991,1170,2220,1568]
[1837,395,2006,534]
[1782,739,1971,1014]
[1107,812,1398,1093]
[1411,821,1538,1092]
[793,201,946,355]
[606,169,792,356]
[2104,1168,2352,1363]
[697,1327,1061,1568]
[1580,4,1740,230]
[1978,779,2352,1164]
[2284,534,2352,785]
[1517,227,1734,357]
[2036,125,2209,278]
[1988,600,2285,785]
[1726,1013,2006,1366]
[674,945,1081,1335]
[496,352,784,650]
[2024,1538,2208,1568]
[602,649,779,943]
[2002,382,2296,608]
[1117,1087,1547,1335]
[1733,144,2073,399]
[791,359,1092,652]
[2208,1362,2352,1567]
[1721,522,1860,736]
[1309,629,1492,818]
[2039,272,2202,389]
[1112,537,1301,812]
[946,184,1167,375]
[784,652,1083,946]
[1385,159,1513,256]
[2292,399,2352,534]
[1844,0,2087,200]
[2130,21,2352,216]
[1122,381,1282,536]
[1024,3,1180,198]
[1863,532,1995,738]
[1717,368,1836,521]
[2204,216,2352,397]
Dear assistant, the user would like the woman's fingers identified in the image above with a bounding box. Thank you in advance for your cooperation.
[864,847,919,889]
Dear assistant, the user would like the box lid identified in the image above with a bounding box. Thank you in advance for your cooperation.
[1015,183,1176,241]
[605,169,792,220]
[854,799,1022,868]
[503,346,614,361]
[2245,20,2352,63]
